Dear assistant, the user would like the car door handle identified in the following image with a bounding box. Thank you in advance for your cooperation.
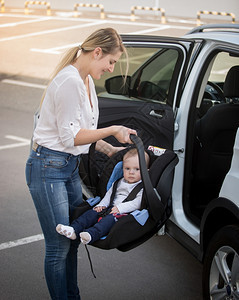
[149,110,164,118]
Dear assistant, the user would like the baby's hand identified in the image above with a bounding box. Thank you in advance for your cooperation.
[93,206,106,212]
[110,206,120,214]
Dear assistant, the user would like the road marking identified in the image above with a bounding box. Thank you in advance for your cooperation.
[107,14,139,20]
[0,13,100,23]
[5,135,30,142]
[167,18,197,24]
[0,135,30,151]
[0,16,51,28]
[55,11,81,17]
[0,13,42,18]
[31,43,80,54]
[29,23,190,55]
[2,79,47,89]
[0,234,44,251]
[129,25,170,34]
[0,13,192,44]
[9,9,34,14]
[2,12,195,25]
[0,20,107,42]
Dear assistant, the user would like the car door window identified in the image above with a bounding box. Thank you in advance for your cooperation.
[96,39,191,151]
[95,47,159,95]
[95,46,181,107]
[131,49,178,103]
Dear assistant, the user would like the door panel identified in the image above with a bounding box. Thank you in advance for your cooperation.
[98,97,174,150]
[96,38,193,151]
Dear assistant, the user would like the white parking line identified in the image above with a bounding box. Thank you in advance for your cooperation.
[2,79,47,89]
[0,16,51,28]
[107,14,139,20]
[31,43,80,54]
[129,26,170,35]
[29,25,190,55]
[0,20,107,42]
[0,234,44,251]
[0,13,192,44]
[0,13,43,18]
[0,135,30,151]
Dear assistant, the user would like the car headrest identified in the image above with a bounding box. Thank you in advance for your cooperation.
[223,65,239,98]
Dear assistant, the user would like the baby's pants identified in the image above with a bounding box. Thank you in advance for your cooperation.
[71,209,116,243]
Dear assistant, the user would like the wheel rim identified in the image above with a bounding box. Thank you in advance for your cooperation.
[209,246,239,299]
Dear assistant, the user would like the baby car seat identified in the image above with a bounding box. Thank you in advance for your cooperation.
[71,135,178,252]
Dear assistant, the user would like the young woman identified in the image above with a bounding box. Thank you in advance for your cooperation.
[25,28,136,300]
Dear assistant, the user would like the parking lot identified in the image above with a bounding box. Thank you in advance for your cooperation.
[0,5,208,299]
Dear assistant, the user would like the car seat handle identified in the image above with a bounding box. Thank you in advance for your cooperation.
[130,134,165,222]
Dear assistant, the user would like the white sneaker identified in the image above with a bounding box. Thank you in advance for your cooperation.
[80,232,92,244]
[56,224,76,240]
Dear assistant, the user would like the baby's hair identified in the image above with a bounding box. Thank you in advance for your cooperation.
[123,148,150,168]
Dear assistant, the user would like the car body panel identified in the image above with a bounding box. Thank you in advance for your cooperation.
[220,128,239,205]
[92,25,239,266]
[97,37,194,151]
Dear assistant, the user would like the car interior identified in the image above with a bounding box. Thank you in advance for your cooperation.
[188,53,239,222]
[94,44,239,226]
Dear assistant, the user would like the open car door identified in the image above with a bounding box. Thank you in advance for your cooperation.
[77,35,193,250]
[97,35,194,150]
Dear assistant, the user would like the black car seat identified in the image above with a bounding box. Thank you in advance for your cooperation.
[191,66,239,215]
[72,135,178,251]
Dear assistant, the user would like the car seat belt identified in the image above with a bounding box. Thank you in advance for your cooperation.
[110,178,144,204]
[99,178,144,217]
[130,134,165,222]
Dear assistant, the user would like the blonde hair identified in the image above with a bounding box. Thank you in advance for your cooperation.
[123,148,150,168]
[40,28,128,106]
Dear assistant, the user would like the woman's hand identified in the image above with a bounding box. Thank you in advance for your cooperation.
[75,125,136,147]
[96,140,124,157]
[112,125,137,144]
[107,146,125,157]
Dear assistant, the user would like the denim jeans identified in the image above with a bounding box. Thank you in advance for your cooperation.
[71,209,116,244]
[25,145,83,300]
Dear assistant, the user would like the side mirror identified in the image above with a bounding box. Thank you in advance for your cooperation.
[105,75,131,95]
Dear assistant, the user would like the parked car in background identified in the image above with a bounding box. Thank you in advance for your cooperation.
[83,24,239,299]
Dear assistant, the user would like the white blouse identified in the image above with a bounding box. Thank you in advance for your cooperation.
[33,65,99,155]
[95,178,143,214]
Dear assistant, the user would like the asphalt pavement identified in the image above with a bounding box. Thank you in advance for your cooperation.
[0,7,203,300]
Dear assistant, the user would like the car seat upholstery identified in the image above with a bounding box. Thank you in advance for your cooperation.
[191,66,239,215]
[223,65,239,99]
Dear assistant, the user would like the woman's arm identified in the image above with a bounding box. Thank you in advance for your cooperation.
[74,125,136,147]
[95,140,125,157]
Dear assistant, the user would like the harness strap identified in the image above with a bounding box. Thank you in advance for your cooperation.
[109,178,121,206]
[122,181,144,202]
[130,134,165,222]
[109,179,144,205]
[84,245,97,278]
[88,142,98,187]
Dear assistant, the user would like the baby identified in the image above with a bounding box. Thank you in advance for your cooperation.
[56,148,149,244]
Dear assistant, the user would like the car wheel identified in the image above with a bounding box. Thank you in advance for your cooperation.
[203,225,239,300]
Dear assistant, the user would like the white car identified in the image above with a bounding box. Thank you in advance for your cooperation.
[82,24,239,299]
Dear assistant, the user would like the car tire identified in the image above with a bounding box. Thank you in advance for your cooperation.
[202,225,239,300]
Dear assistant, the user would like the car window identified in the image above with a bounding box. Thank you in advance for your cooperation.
[209,52,239,83]
[95,47,158,95]
[95,46,180,106]
[131,49,178,103]
[202,51,239,106]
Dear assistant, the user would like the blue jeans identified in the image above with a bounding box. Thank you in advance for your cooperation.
[25,146,83,300]
[71,209,116,244]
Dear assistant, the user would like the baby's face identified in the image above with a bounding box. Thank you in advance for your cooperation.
[123,155,141,184]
